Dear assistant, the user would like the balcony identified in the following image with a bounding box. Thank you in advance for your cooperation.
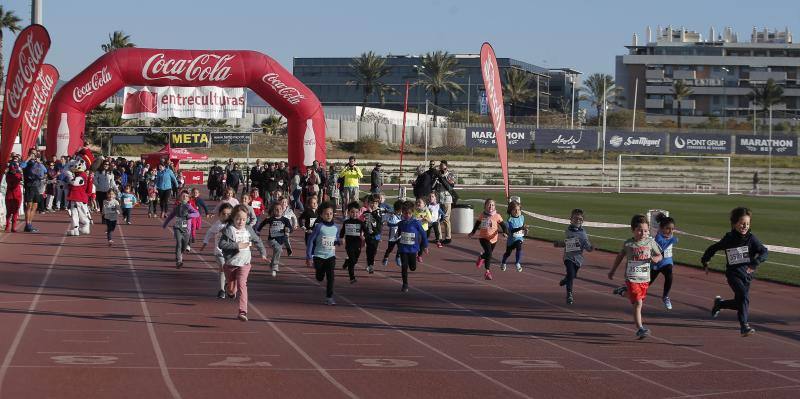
[645,69,665,80]
[749,71,787,83]
[673,70,696,80]
[677,100,695,110]
[645,99,665,108]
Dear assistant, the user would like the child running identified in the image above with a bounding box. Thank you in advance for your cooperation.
[468,199,508,280]
[500,200,528,273]
[397,200,428,292]
[189,188,210,243]
[147,182,158,218]
[250,188,266,219]
[201,203,234,298]
[299,195,319,249]
[4,162,23,232]
[119,185,137,225]
[103,190,121,246]
[305,201,341,305]
[240,194,258,227]
[555,208,593,305]
[412,197,433,263]
[218,204,267,321]
[256,202,293,277]
[279,196,297,256]
[381,200,403,267]
[701,207,768,337]
[162,190,200,269]
[651,213,678,310]
[362,194,382,274]
[340,202,366,283]
[608,215,663,339]
[427,192,443,248]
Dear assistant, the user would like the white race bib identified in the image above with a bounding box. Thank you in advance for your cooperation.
[252,200,261,208]
[663,245,673,259]
[726,246,750,265]
[309,217,317,227]
[565,237,581,252]
[270,224,284,237]
[513,230,525,238]
[480,218,491,229]
[400,232,416,245]
[321,236,335,251]
[178,220,188,229]
[625,260,650,283]
[345,224,361,236]
[123,198,133,206]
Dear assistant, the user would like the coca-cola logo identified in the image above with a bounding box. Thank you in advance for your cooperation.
[23,70,56,130]
[142,53,234,82]
[262,73,305,105]
[5,31,46,118]
[482,57,504,130]
[72,66,112,103]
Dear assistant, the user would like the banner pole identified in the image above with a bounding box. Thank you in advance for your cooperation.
[399,81,409,193]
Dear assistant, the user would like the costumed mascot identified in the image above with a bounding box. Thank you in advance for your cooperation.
[65,147,102,236]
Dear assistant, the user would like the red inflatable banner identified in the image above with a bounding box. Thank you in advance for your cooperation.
[0,24,51,173]
[479,42,510,199]
[20,64,59,155]
[46,48,326,170]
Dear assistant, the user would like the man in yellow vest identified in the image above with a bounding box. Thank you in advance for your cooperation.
[340,155,363,206]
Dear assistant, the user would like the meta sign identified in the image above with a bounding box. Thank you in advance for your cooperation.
[534,129,598,150]
[465,127,532,149]
[170,132,210,148]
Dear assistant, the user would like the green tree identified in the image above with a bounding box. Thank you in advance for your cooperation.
[101,30,135,53]
[672,79,693,129]
[0,6,22,91]
[751,78,785,128]
[347,51,395,121]
[583,73,616,127]
[502,68,536,117]
[418,51,464,126]
[260,115,286,135]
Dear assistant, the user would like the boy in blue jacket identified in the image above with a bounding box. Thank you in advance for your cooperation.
[306,201,341,305]
[397,200,429,292]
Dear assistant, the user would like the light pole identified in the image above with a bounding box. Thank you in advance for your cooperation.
[721,67,730,128]
[768,105,773,195]
[569,74,576,129]
[601,78,607,192]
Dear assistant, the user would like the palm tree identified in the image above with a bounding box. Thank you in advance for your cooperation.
[752,78,784,128]
[0,6,22,91]
[347,51,395,121]
[418,51,464,126]
[583,73,616,126]
[101,30,135,53]
[672,80,693,129]
[502,68,536,117]
[260,115,286,135]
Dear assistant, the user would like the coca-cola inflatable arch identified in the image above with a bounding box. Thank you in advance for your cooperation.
[46,48,325,169]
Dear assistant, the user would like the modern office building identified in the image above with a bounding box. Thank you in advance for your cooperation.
[547,68,581,120]
[616,25,800,125]
[293,55,553,118]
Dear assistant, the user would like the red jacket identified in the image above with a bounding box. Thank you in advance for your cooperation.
[4,171,22,200]
[66,172,91,203]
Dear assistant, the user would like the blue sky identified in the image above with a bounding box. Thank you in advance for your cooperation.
[2,0,799,81]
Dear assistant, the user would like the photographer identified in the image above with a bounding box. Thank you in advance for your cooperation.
[433,160,457,244]
[20,149,47,232]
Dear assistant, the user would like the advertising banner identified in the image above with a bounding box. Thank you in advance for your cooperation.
[210,133,252,145]
[670,133,731,154]
[182,170,204,185]
[465,127,533,150]
[606,131,667,154]
[534,129,598,150]
[20,64,58,154]
[122,86,245,119]
[170,132,210,148]
[735,135,798,156]
[480,42,510,199]
[112,135,145,145]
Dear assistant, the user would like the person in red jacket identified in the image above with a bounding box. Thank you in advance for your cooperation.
[4,162,24,232]
[250,188,266,218]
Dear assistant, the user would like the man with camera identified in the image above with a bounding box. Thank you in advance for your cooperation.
[433,160,457,244]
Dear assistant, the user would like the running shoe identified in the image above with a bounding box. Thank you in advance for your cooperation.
[217,290,226,299]
[559,278,567,287]
[484,270,493,280]
[395,256,401,267]
[185,246,192,253]
[443,239,452,245]
[663,296,673,310]
[108,240,114,246]
[516,263,523,272]
[500,263,507,272]
[176,261,183,269]
[436,242,443,248]
[367,265,374,274]
[271,270,277,277]
[401,284,409,293]
[382,258,389,267]
[126,221,131,225]
[711,296,722,318]
[476,257,485,269]
[325,297,337,306]
[350,277,357,284]
[287,248,293,257]
[566,292,574,305]
[636,327,650,339]
[238,312,248,322]
[274,264,280,272]
[740,325,756,337]
[613,286,627,296]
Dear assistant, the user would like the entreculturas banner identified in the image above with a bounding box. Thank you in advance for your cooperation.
[122,86,245,119]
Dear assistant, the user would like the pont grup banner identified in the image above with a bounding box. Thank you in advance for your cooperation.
[480,42,510,199]
[0,24,51,173]
[122,86,245,119]
[670,133,731,154]
[20,64,59,154]
[534,129,598,150]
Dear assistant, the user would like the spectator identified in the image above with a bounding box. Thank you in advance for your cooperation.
[752,171,760,195]
[226,163,244,195]
[208,160,225,200]
[20,149,47,232]
[155,163,179,218]
[340,155,363,208]
[433,160,457,244]
[263,162,278,200]
[370,163,384,194]
[94,161,118,223]
[250,159,264,195]
[412,165,432,200]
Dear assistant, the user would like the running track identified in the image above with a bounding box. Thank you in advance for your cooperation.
[0,201,798,398]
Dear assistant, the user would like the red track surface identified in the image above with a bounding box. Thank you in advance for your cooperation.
[0,202,798,399]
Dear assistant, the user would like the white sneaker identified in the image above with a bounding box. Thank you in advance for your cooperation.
[516,263,523,272]
[325,297,336,306]
[185,246,192,252]
[500,263,507,272]
[272,270,277,277]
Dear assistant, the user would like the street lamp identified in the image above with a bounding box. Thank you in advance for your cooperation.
[721,67,730,128]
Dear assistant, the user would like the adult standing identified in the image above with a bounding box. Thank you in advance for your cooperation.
[226,163,244,196]
[340,156,363,206]
[155,163,178,218]
[21,149,47,232]
[312,160,328,200]
[250,160,264,197]
[370,163,384,194]
[94,161,118,222]
[752,171,760,195]
[275,161,290,195]
[290,166,303,211]
[263,162,278,200]
[412,165,432,200]
[433,160,457,244]
[208,160,225,200]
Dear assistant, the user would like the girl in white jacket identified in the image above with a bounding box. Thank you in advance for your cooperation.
[201,203,234,299]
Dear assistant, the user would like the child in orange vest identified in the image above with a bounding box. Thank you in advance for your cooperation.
[468,199,508,280]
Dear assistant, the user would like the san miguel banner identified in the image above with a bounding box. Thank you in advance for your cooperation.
[480,42,510,199]
[735,135,798,156]
[122,86,245,119]
[534,129,598,150]
[465,127,532,149]
[0,24,51,173]
[606,131,668,154]
[670,133,731,154]
[20,64,59,154]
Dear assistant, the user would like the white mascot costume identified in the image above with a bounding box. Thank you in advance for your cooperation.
[65,148,100,236]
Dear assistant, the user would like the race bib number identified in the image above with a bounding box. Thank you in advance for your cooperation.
[345,224,361,236]
[270,224,284,237]
[626,260,650,283]
[565,237,581,252]
[726,246,750,265]
[309,217,317,227]
[480,218,491,229]
[663,245,673,259]
[252,200,261,208]
[321,236,335,251]
[400,232,416,245]
[513,230,525,238]
[123,198,133,206]
[178,220,188,229]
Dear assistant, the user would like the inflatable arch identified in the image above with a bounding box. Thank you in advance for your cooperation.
[46,48,326,169]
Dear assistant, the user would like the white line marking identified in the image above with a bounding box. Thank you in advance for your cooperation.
[198,342,248,345]
[303,332,387,336]
[62,339,111,344]
[172,331,257,334]
[183,354,280,357]
[36,352,134,355]
[44,329,128,333]
[330,355,425,358]
[337,343,383,346]
[664,384,800,398]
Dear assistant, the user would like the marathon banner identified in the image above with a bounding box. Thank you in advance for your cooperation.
[122,86,245,119]
[211,132,252,145]
[170,132,210,148]
[735,135,798,156]
[606,132,667,154]
[670,133,731,154]
[533,129,598,150]
[465,127,533,150]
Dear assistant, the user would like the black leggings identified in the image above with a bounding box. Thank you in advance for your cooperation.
[501,241,523,265]
[720,267,752,328]
[314,256,336,298]
[343,243,362,280]
[96,191,108,220]
[399,252,417,286]
[158,189,171,214]
[479,239,496,270]
[427,221,441,242]
[365,238,379,266]
[649,265,674,297]
[563,259,580,292]
[383,240,398,260]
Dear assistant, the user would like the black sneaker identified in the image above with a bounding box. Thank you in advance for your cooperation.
[613,286,627,296]
[711,296,722,318]
[442,239,452,245]
[559,278,567,287]
[350,278,357,284]
[636,327,650,339]
[401,284,409,293]
[287,248,293,256]
[566,292,574,305]
[176,262,183,269]
[217,290,226,299]
[740,325,756,337]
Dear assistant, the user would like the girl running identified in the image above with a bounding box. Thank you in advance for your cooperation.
[189,187,210,243]
[427,192,443,248]
[305,201,341,305]
[555,208,593,305]
[119,185,137,225]
[147,182,158,218]
[412,197,432,263]
[702,207,768,337]
[162,190,200,269]
[299,195,319,249]
[218,187,239,210]
[218,204,267,321]
[396,200,428,292]
[103,190,121,246]
[468,199,508,280]
[340,202,365,283]
[500,200,527,273]
[381,200,402,267]
[250,188,266,219]
[201,203,234,299]
[651,213,678,310]
[240,193,257,227]
[256,202,293,277]
[608,215,663,339]
[279,196,297,256]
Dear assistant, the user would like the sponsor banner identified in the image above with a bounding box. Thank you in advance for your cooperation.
[211,132,252,145]
[534,129,598,150]
[112,135,145,145]
[670,133,731,154]
[735,135,798,156]
[20,64,59,154]
[606,132,667,154]
[465,127,533,150]
[182,170,204,185]
[480,42,511,199]
[170,132,210,148]
[122,86,244,119]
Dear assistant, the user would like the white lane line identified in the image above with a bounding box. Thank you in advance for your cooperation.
[192,251,359,399]
[198,342,247,345]
[119,226,182,399]
[172,331,257,334]
[183,354,279,356]
[44,329,127,333]
[36,352,134,355]
[285,266,535,399]
[664,384,800,399]
[62,340,111,344]
[336,343,382,346]
[303,332,387,336]
[330,355,425,358]
[0,234,67,395]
